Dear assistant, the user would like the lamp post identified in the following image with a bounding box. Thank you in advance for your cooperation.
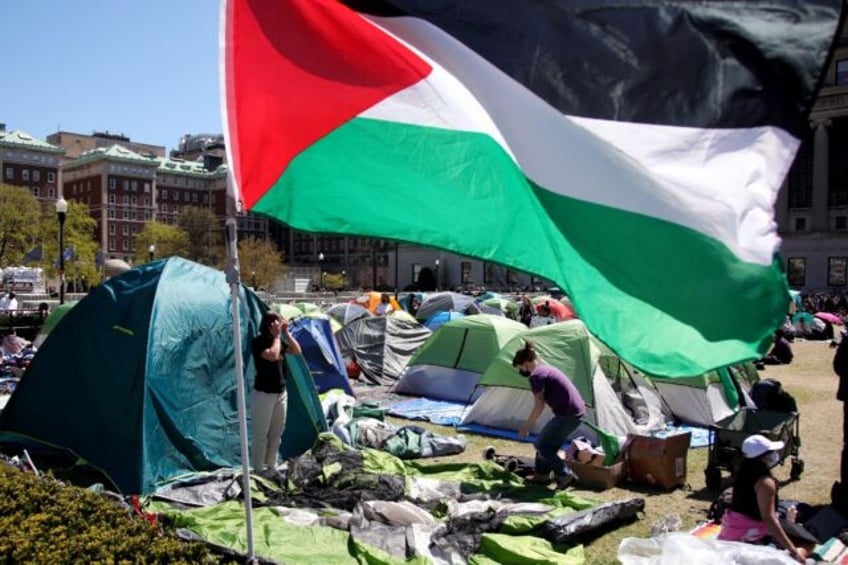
[56,197,68,304]
[318,252,325,291]
[434,259,440,291]
[148,243,155,263]
[341,270,346,291]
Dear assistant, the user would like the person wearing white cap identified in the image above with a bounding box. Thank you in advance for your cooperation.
[718,434,811,563]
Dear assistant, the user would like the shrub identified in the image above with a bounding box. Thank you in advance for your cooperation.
[0,463,217,563]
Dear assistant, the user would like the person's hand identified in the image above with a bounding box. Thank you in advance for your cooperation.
[831,340,839,349]
[518,425,530,438]
[280,319,289,333]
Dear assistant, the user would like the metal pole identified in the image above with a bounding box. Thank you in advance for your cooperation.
[225,180,255,560]
[56,201,67,305]
[394,242,399,300]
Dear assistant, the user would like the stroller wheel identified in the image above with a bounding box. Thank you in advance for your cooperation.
[790,459,804,480]
[483,446,496,460]
[705,466,722,491]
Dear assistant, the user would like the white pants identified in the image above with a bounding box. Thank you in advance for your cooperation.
[251,389,287,470]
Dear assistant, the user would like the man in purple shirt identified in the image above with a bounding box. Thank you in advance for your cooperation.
[513,340,585,488]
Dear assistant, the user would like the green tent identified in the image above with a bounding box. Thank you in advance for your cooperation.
[0,257,327,494]
[461,321,668,448]
[645,362,758,427]
[32,301,78,348]
[394,315,527,402]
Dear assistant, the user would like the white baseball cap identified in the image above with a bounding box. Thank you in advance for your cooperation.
[742,434,784,459]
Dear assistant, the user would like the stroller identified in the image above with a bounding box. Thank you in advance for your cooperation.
[704,379,803,491]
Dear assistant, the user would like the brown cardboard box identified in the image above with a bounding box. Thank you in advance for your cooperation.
[567,459,626,490]
[626,431,691,490]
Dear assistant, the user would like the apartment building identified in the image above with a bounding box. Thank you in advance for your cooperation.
[0,124,64,208]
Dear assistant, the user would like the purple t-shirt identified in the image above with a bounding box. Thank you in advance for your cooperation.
[529,364,585,418]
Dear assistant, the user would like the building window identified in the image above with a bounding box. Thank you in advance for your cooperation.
[460,261,472,284]
[191,192,198,203]
[109,238,115,251]
[829,257,847,286]
[109,194,116,204]
[162,189,168,200]
[131,225,137,235]
[794,217,807,231]
[184,192,190,202]
[131,181,138,192]
[837,59,848,86]
[109,224,115,235]
[787,128,813,209]
[484,263,495,285]
[122,180,129,190]
[32,186,39,197]
[837,216,847,230]
[122,209,129,220]
[122,224,129,236]
[47,187,55,199]
[109,208,116,219]
[829,117,848,206]
[131,196,137,205]
[32,170,40,182]
[144,182,151,193]
[21,169,29,181]
[122,240,129,251]
[109,178,116,189]
[47,172,55,183]
[4,167,11,179]
[787,257,806,287]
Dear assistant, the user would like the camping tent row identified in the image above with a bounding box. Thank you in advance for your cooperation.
[395,315,759,443]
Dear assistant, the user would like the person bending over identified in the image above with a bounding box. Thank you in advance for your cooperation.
[513,340,586,488]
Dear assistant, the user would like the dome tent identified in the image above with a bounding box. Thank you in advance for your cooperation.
[0,257,326,494]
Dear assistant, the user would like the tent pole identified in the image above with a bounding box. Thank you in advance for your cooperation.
[225,189,255,560]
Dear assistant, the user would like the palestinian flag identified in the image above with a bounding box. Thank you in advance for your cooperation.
[221,0,844,376]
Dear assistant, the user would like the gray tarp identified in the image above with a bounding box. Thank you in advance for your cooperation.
[335,317,431,385]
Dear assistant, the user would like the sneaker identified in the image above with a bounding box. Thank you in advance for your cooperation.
[525,473,552,485]
[554,474,574,489]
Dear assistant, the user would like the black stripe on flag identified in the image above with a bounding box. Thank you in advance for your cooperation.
[342,0,845,137]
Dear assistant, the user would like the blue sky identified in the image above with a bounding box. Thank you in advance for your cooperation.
[0,1,221,153]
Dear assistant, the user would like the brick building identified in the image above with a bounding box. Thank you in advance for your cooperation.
[0,125,64,208]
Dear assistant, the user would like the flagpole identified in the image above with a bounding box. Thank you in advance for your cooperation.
[225,173,255,561]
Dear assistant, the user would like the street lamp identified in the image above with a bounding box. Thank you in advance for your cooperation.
[318,252,325,291]
[148,243,156,263]
[434,259,440,291]
[56,197,68,304]
[341,270,346,291]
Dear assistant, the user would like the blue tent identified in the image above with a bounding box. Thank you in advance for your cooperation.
[424,310,465,331]
[289,317,354,396]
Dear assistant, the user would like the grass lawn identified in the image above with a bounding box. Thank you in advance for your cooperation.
[388,338,842,564]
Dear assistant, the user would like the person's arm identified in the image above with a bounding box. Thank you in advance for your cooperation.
[519,392,546,437]
[281,320,302,356]
[755,476,804,563]
[260,334,283,361]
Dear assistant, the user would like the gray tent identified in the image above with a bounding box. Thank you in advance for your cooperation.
[335,316,431,385]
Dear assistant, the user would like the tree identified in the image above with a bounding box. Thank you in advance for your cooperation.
[133,221,191,264]
[40,200,99,289]
[0,184,41,267]
[237,237,285,291]
[177,206,223,266]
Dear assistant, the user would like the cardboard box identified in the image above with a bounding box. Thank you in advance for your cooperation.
[567,459,626,490]
[626,431,691,490]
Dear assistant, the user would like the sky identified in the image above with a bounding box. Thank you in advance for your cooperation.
[0,1,221,153]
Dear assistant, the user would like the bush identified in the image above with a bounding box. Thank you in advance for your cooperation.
[0,463,217,563]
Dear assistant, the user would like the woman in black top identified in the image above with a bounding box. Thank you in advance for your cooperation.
[250,311,302,470]
[718,434,809,563]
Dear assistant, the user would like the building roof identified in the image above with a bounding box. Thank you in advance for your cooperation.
[66,144,158,168]
[0,129,64,154]
[156,156,227,178]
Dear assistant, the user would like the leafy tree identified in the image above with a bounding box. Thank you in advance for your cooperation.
[177,206,223,266]
[237,237,285,291]
[132,221,191,264]
[40,200,99,289]
[0,184,41,267]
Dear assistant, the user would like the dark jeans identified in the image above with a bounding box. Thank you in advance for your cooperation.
[534,414,583,478]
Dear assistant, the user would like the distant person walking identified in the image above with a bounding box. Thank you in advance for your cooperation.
[250,311,302,470]
[513,340,585,488]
